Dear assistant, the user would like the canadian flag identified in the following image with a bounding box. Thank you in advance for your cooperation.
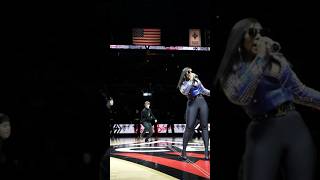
[189,29,201,47]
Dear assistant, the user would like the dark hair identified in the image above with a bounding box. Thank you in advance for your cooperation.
[177,67,192,89]
[214,18,259,86]
[0,113,10,124]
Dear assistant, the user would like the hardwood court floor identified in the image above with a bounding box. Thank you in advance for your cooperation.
[110,137,210,179]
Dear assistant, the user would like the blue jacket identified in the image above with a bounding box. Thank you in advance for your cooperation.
[222,53,320,117]
[180,79,211,99]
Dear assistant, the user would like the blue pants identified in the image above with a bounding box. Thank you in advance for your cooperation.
[182,96,209,155]
[244,110,316,180]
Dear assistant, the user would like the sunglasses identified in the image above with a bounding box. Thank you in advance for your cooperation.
[247,28,267,37]
[186,70,192,74]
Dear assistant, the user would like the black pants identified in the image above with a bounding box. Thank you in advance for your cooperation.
[110,123,114,137]
[134,123,141,136]
[244,110,316,180]
[166,123,175,134]
[141,122,153,140]
[153,123,158,138]
[182,96,209,155]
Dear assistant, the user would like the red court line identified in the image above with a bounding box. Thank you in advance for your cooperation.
[112,153,210,179]
[165,152,210,173]
[195,160,210,173]
[165,152,206,159]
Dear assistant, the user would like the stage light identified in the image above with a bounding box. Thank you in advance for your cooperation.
[109,45,210,51]
[107,97,114,109]
[143,92,152,97]
[109,98,114,106]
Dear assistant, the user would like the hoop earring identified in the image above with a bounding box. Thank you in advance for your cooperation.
[238,47,244,61]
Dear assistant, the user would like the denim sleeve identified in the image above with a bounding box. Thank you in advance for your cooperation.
[180,80,193,95]
[222,56,269,105]
[199,81,211,96]
[284,66,320,109]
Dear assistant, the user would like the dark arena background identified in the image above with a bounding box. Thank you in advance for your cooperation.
[106,0,212,179]
[1,0,320,180]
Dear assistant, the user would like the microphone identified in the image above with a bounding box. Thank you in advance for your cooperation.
[193,73,198,79]
[261,37,281,52]
[270,41,281,53]
[192,73,199,83]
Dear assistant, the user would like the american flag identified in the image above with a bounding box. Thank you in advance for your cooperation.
[132,28,161,45]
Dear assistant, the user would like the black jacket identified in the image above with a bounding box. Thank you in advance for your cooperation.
[0,139,21,180]
[140,108,156,123]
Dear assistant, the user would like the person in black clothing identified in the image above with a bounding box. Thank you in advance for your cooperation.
[133,109,141,137]
[0,113,11,167]
[0,113,11,143]
[166,112,175,135]
[140,101,157,142]
[0,113,20,180]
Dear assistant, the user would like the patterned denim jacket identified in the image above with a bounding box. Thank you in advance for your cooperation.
[222,53,320,117]
[180,79,211,99]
